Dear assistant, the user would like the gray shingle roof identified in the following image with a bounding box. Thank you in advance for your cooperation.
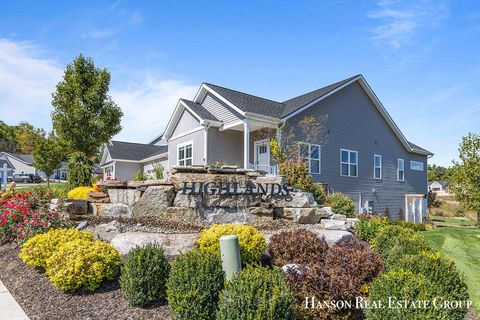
[106,141,167,162]
[408,141,433,155]
[180,99,220,122]
[205,83,285,118]
[10,153,34,164]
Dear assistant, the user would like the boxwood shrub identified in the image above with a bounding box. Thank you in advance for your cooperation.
[355,216,389,244]
[326,192,356,217]
[216,265,295,320]
[45,239,122,292]
[197,224,266,264]
[120,243,170,307]
[167,249,224,320]
[268,229,328,266]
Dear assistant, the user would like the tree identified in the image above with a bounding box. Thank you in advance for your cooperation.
[0,121,18,152]
[33,132,64,188]
[15,122,45,154]
[427,164,453,182]
[450,133,480,225]
[67,152,94,188]
[51,54,123,157]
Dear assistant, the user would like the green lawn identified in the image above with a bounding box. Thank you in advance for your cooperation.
[14,182,68,194]
[430,215,478,227]
[422,219,480,312]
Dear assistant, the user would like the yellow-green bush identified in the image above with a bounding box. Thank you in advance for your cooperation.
[19,228,94,269]
[197,224,266,264]
[46,239,122,292]
[67,186,95,200]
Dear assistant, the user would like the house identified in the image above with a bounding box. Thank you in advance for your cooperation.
[100,141,168,180]
[0,152,36,175]
[429,180,449,193]
[101,74,432,220]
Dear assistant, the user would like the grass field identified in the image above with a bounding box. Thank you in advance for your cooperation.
[13,182,68,195]
[422,217,480,313]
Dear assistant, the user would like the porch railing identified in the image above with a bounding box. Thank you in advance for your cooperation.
[248,163,278,176]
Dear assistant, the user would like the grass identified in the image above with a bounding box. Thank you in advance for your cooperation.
[422,216,480,313]
[430,215,478,227]
[14,182,68,195]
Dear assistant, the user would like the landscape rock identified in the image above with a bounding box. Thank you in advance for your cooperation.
[64,199,89,215]
[110,231,198,256]
[249,207,274,216]
[321,219,347,230]
[272,192,316,208]
[173,193,203,208]
[127,180,172,189]
[282,264,303,275]
[203,208,253,224]
[331,213,347,221]
[94,203,132,218]
[346,218,360,229]
[164,206,202,218]
[132,185,175,217]
[279,207,324,224]
[107,189,142,207]
[97,180,128,188]
[92,220,122,241]
[255,175,287,185]
[170,172,251,189]
[75,220,88,230]
[320,206,335,216]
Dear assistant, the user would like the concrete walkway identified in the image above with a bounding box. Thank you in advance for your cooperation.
[0,280,30,320]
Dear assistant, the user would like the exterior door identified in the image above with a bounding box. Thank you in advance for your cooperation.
[254,140,270,169]
[405,194,426,223]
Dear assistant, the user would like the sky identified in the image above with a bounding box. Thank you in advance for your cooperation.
[0,0,479,166]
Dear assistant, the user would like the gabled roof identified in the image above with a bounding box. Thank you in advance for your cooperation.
[0,158,14,170]
[1,152,34,165]
[180,99,219,122]
[105,141,167,162]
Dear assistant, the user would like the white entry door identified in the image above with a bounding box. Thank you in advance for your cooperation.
[254,139,270,169]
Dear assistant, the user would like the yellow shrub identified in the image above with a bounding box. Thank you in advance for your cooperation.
[19,228,94,269]
[46,239,122,292]
[67,186,95,200]
[197,224,266,264]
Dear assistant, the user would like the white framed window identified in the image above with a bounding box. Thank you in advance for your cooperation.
[397,158,405,181]
[177,141,193,166]
[374,154,382,179]
[340,149,358,177]
[299,143,321,174]
[410,160,424,171]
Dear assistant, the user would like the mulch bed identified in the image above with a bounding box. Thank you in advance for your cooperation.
[0,243,173,320]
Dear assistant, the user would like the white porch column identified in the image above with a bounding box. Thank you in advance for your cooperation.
[203,125,209,164]
[243,120,250,169]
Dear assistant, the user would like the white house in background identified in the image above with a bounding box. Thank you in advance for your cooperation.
[100,141,168,180]
[429,180,449,193]
[0,152,36,175]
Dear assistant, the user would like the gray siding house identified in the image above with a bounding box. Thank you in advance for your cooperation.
[101,75,432,220]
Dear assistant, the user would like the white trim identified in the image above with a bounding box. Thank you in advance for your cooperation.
[203,125,209,164]
[220,120,244,131]
[282,75,432,156]
[374,154,382,179]
[177,140,193,166]
[340,148,358,177]
[298,142,321,174]
[140,152,168,163]
[169,126,204,141]
[243,121,250,169]
[244,112,284,124]
[410,160,424,171]
[201,84,247,116]
[397,158,405,181]
[253,139,270,167]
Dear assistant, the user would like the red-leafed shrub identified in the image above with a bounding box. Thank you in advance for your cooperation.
[0,192,65,244]
[268,229,328,266]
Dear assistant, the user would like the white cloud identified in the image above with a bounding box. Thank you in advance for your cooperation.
[368,0,447,49]
[0,39,62,128]
[111,77,198,143]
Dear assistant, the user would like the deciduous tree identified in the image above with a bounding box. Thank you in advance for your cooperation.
[33,132,64,188]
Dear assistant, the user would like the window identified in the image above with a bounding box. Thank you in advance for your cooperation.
[374,154,382,179]
[299,143,321,174]
[177,142,193,166]
[397,158,405,181]
[340,149,358,177]
[410,160,424,171]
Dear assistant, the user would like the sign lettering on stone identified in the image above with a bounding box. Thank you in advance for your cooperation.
[181,181,291,197]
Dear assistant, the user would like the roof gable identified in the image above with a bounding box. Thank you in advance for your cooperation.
[104,141,167,162]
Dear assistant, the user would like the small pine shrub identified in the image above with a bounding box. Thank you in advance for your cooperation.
[268,229,328,266]
[216,265,295,320]
[327,192,356,217]
[197,224,266,264]
[355,216,389,244]
[167,249,225,320]
[46,239,122,292]
[372,225,431,266]
[120,243,171,307]
[309,183,327,205]
[19,228,94,269]
[133,170,148,181]
[67,152,94,189]
[67,186,95,200]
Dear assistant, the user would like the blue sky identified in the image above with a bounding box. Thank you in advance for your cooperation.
[0,0,479,166]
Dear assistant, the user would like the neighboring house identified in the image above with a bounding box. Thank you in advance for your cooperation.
[429,180,449,193]
[0,158,14,177]
[100,141,168,180]
[0,152,36,175]
[103,74,433,220]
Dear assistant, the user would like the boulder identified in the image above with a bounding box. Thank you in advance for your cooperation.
[88,192,108,199]
[203,208,253,224]
[75,220,88,230]
[331,213,347,221]
[255,175,287,186]
[279,207,324,224]
[281,264,303,275]
[320,206,335,216]
[64,199,89,215]
[346,218,360,229]
[315,207,334,218]
[249,207,274,216]
[272,192,316,208]
[92,220,122,241]
[107,189,142,207]
[127,180,172,189]
[321,219,347,230]
[164,206,202,218]
[173,193,203,208]
[169,172,251,189]
[110,231,198,256]
[94,203,132,218]
[97,180,128,188]
[132,185,175,217]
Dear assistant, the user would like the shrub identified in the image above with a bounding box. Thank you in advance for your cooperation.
[268,229,328,266]
[197,224,266,264]
[1,192,65,244]
[390,220,430,231]
[325,237,384,287]
[309,183,327,205]
[149,163,164,180]
[355,216,389,244]
[67,186,95,200]
[388,251,469,319]
[120,243,170,307]
[327,192,356,217]
[216,265,295,320]
[19,228,94,269]
[133,170,147,181]
[366,269,468,320]
[372,225,431,267]
[46,239,122,292]
[279,160,313,192]
[167,249,224,320]
[67,152,94,188]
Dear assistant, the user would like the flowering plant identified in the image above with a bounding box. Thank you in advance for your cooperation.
[0,192,65,244]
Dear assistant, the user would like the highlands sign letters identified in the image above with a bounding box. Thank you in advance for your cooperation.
[181,181,291,196]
